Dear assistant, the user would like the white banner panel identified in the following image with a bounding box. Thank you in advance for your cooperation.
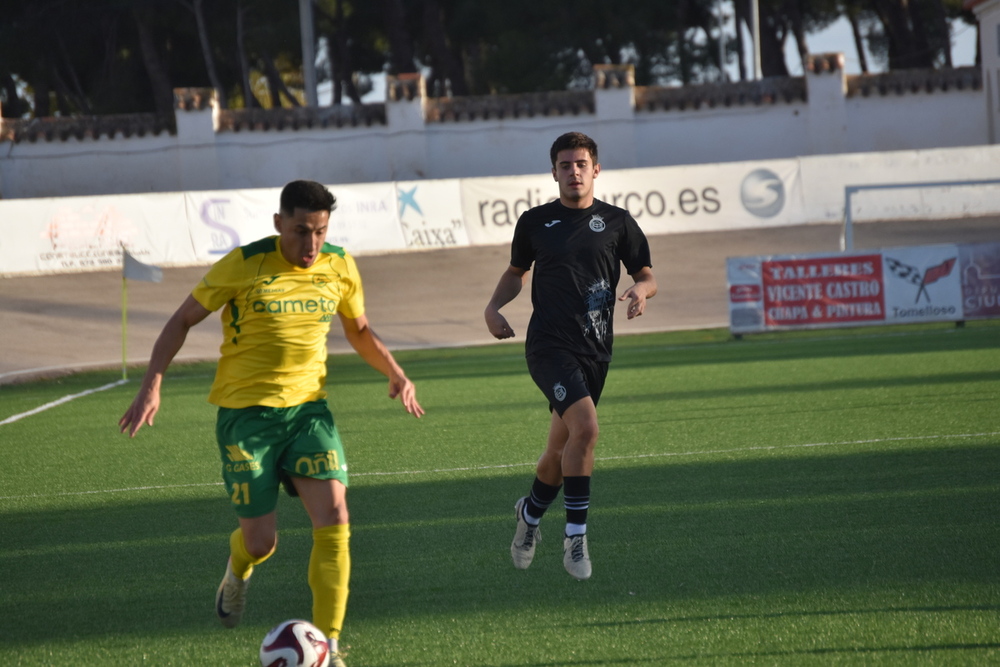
[459,158,807,248]
[0,199,49,275]
[460,174,553,247]
[881,245,962,323]
[186,189,279,262]
[396,179,469,250]
[3,145,998,277]
[599,159,805,234]
[320,182,405,255]
[0,192,193,276]
[186,184,407,261]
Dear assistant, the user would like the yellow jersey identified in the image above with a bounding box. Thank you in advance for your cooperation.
[191,236,365,408]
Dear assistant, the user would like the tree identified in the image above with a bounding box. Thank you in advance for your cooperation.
[175,0,230,108]
[0,0,975,120]
[132,7,177,118]
[863,0,964,70]
[314,0,384,105]
[236,2,263,108]
[382,0,418,75]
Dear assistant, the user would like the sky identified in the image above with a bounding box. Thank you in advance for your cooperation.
[771,16,979,76]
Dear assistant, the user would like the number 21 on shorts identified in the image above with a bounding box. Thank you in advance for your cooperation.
[230,482,251,505]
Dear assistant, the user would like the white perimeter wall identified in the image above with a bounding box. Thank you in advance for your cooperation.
[844,93,991,154]
[633,105,812,167]
[0,61,989,200]
[2,143,998,278]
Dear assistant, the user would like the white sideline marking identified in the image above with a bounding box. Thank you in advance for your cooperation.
[0,431,996,502]
[0,379,128,426]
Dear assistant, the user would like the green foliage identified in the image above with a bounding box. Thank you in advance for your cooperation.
[2,322,999,665]
[0,0,975,116]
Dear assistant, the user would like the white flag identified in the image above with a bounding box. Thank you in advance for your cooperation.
[123,248,163,283]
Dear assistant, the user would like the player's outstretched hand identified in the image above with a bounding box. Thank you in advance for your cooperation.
[118,386,160,437]
[389,374,425,418]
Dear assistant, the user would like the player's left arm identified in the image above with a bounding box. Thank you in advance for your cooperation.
[338,313,424,418]
[619,267,657,320]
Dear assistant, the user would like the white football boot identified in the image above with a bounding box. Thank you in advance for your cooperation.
[563,534,591,580]
[215,558,252,628]
[511,497,541,569]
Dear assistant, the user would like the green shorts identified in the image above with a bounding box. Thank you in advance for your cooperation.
[216,400,348,518]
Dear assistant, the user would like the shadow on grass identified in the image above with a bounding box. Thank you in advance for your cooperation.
[609,370,1000,408]
[347,442,1000,616]
[666,642,1000,663]
[579,603,1000,627]
[610,321,1000,371]
[1,442,998,653]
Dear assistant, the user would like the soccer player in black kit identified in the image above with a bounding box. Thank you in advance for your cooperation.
[484,132,658,580]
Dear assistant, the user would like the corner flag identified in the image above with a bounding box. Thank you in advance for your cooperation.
[122,248,163,380]
[123,248,163,283]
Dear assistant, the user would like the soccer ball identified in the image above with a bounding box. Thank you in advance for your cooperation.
[259,619,330,667]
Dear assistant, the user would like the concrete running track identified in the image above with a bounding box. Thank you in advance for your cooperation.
[1,218,996,384]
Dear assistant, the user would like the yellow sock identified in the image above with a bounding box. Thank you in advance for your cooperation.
[309,524,351,641]
[229,528,273,579]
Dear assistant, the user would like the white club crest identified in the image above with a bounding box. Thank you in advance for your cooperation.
[589,214,606,232]
[553,382,567,402]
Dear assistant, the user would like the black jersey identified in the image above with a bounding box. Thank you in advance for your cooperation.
[511,199,652,361]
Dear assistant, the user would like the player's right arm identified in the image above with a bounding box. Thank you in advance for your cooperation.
[119,294,212,437]
[484,264,528,340]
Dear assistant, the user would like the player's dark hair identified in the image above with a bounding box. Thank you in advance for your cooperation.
[279,180,337,215]
[549,132,598,167]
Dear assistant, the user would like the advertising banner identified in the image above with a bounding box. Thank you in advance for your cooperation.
[396,179,469,251]
[321,182,406,255]
[881,245,962,322]
[727,242,987,334]
[186,188,279,262]
[959,242,1000,319]
[0,184,407,276]
[459,158,807,248]
[761,253,885,328]
[460,173,554,247]
[2,145,998,277]
[596,159,804,235]
[186,183,406,263]
[0,192,194,276]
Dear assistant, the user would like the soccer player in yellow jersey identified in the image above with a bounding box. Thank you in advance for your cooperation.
[119,180,423,666]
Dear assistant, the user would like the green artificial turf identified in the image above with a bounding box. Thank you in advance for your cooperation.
[1,322,998,665]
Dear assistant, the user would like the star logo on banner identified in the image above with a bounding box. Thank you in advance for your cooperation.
[398,186,423,218]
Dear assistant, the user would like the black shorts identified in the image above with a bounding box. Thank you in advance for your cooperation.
[526,350,609,416]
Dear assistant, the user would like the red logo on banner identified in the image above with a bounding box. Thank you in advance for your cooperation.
[729,284,762,302]
[885,255,957,304]
[762,255,886,327]
[922,258,956,287]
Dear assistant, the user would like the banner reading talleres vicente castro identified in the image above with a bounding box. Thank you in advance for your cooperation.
[727,242,1000,334]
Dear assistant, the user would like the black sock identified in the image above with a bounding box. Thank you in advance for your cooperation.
[563,476,591,530]
[524,477,561,523]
